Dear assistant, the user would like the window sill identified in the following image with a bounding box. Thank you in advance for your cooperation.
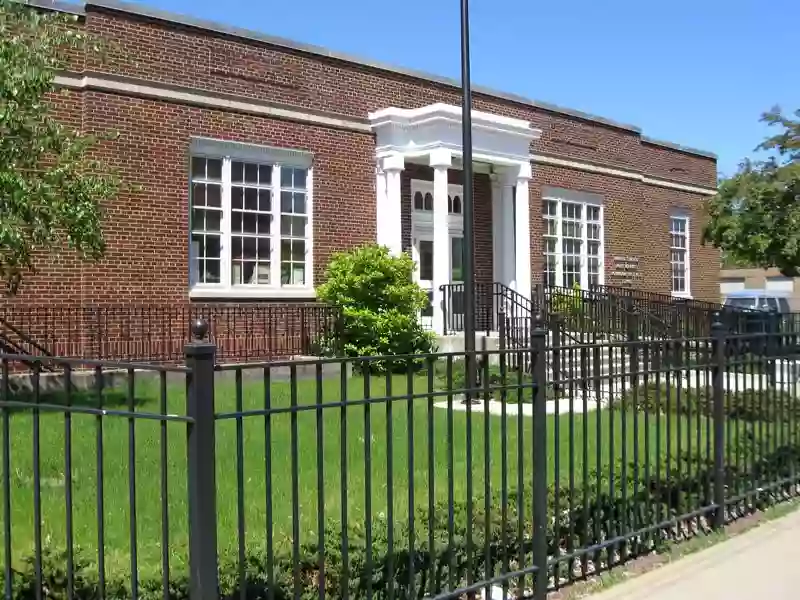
[671,292,693,300]
[189,286,317,301]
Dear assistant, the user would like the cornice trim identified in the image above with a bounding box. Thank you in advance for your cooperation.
[530,154,717,196]
[53,72,718,196]
[54,72,372,132]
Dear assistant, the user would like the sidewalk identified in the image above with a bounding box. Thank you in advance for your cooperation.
[589,507,800,600]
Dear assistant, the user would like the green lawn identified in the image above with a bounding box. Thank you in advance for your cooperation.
[0,369,765,581]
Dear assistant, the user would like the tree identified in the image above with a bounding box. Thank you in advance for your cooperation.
[317,244,435,366]
[703,107,800,276]
[0,0,120,295]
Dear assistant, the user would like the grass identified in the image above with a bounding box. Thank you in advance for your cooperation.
[0,367,772,582]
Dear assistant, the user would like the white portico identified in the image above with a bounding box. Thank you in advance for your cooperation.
[369,103,542,335]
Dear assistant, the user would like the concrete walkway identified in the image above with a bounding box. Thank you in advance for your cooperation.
[589,507,800,599]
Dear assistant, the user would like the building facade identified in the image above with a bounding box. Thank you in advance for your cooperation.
[9,0,719,340]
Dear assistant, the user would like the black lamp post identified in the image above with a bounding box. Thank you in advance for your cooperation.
[460,0,477,402]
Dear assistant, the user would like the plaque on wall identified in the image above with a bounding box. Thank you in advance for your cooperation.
[609,255,641,286]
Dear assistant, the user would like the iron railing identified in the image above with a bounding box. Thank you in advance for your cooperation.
[2,316,800,599]
[0,303,339,363]
[440,282,532,336]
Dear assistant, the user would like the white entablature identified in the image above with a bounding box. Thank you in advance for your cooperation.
[368,103,540,166]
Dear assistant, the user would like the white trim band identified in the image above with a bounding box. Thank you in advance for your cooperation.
[54,74,372,132]
[54,73,718,196]
[531,154,717,195]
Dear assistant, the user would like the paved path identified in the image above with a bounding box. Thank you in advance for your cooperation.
[589,507,800,600]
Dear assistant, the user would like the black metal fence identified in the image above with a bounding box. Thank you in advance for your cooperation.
[542,284,800,342]
[440,282,533,336]
[0,303,339,363]
[2,317,800,599]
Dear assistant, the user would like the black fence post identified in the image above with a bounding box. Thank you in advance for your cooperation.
[442,285,449,337]
[498,309,506,352]
[627,307,639,369]
[531,313,549,600]
[668,312,680,369]
[185,319,219,600]
[712,313,727,530]
[300,308,308,355]
[551,315,562,394]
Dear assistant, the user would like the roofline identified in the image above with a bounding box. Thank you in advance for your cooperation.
[86,0,651,135]
[50,0,715,161]
[642,136,717,160]
[25,0,85,16]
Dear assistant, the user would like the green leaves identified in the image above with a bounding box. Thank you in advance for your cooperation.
[0,0,119,294]
[317,244,435,364]
[703,107,800,276]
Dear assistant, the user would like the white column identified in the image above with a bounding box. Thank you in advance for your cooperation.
[430,149,451,336]
[375,164,387,244]
[499,173,516,288]
[379,154,404,256]
[514,162,533,300]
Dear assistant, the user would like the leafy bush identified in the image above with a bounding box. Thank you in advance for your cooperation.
[550,281,584,319]
[317,244,435,367]
[8,443,800,600]
[614,384,800,422]
[429,359,543,402]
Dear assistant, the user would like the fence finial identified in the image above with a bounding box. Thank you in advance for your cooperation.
[711,311,724,332]
[191,318,209,341]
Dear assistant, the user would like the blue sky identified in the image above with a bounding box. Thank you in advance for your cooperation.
[142,0,797,177]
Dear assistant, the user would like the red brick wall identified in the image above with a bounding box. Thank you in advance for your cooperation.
[529,165,719,303]
[80,5,714,188]
[0,4,720,358]
[6,91,375,304]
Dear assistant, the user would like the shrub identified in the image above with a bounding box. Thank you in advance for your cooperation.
[614,384,800,423]
[317,244,435,367]
[429,359,543,403]
[8,443,800,600]
[550,281,583,319]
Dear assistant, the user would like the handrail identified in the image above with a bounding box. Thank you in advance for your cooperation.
[0,316,53,357]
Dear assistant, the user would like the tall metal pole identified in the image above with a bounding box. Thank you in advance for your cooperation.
[460,0,477,402]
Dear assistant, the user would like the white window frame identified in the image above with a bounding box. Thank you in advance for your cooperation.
[409,179,464,281]
[670,213,691,298]
[541,187,605,290]
[188,138,314,299]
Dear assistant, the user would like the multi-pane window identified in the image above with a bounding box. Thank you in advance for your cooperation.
[542,200,558,287]
[561,202,582,288]
[230,161,273,285]
[190,158,223,283]
[280,167,309,285]
[413,191,434,211]
[670,216,689,295]
[448,195,463,215]
[412,191,463,215]
[189,142,312,295]
[541,189,604,289]
[587,206,602,288]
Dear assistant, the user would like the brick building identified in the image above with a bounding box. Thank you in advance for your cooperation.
[3,0,720,355]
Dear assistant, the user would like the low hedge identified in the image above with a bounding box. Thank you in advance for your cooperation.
[6,444,800,600]
[614,384,800,423]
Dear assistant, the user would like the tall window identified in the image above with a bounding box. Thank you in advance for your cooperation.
[541,188,604,289]
[189,139,312,297]
[670,215,690,295]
